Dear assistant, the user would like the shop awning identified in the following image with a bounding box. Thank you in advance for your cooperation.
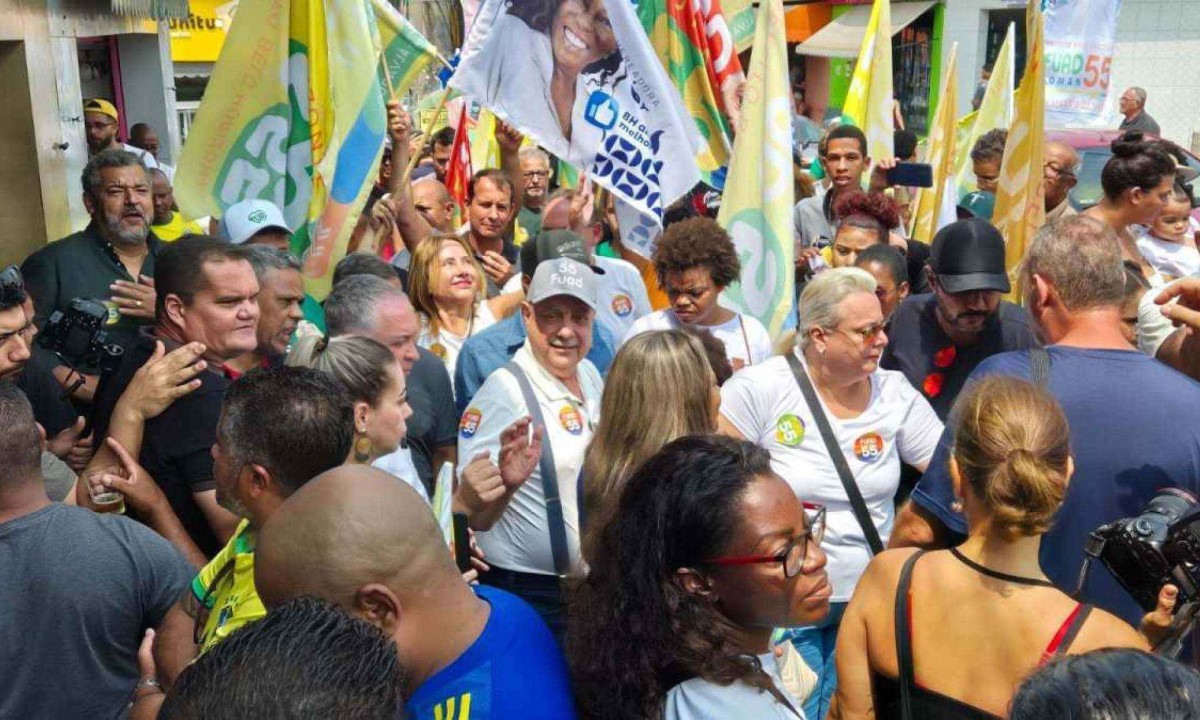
[795,1,937,58]
[786,4,833,43]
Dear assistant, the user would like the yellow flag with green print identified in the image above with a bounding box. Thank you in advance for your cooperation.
[373,0,441,99]
[842,0,894,162]
[717,0,793,339]
[175,0,399,299]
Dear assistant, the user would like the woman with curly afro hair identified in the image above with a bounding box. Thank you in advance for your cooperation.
[567,435,831,720]
[622,217,773,370]
[828,191,902,269]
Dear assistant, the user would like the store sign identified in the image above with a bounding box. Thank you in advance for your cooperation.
[169,0,239,63]
[1043,0,1122,128]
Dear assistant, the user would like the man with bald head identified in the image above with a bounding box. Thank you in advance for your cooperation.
[411,177,456,233]
[1044,140,1080,221]
[255,465,576,719]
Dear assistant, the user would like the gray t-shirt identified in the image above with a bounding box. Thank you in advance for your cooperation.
[0,503,192,718]
[663,652,805,720]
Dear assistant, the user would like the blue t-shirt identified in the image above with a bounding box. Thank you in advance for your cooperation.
[911,346,1200,626]
[405,585,577,719]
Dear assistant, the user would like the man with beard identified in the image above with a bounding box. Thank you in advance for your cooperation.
[516,147,552,239]
[881,219,1039,419]
[23,150,162,356]
[83,98,158,169]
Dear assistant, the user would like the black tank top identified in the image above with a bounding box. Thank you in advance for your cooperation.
[871,548,1094,720]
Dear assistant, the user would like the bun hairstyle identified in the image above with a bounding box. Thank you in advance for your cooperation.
[285,335,395,408]
[953,375,1071,540]
[833,190,901,241]
[1101,131,1176,201]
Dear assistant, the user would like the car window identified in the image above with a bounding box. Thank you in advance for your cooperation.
[1070,148,1110,211]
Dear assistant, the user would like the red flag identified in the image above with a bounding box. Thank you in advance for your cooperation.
[444,106,473,211]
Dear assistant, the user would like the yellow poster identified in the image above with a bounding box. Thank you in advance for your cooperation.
[169,0,239,63]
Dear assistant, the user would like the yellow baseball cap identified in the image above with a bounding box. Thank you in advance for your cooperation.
[83,98,119,121]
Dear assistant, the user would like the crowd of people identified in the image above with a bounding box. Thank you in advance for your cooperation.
[4,78,1200,720]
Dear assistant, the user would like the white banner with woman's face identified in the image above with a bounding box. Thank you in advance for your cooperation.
[451,0,703,231]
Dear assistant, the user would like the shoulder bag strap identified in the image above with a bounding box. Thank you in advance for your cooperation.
[1029,346,1051,387]
[785,352,885,554]
[894,550,926,720]
[504,362,570,575]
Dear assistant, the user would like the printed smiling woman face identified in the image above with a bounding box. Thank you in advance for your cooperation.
[551,0,616,77]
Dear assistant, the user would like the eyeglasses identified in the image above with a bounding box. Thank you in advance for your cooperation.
[707,503,826,578]
[830,323,885,345]
[0,265,26,307]
[523,170,550,179]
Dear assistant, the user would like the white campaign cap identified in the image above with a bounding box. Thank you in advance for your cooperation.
[218,199,292,245]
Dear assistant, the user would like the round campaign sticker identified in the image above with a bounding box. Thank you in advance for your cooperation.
[459,408,482,438]
[853,432,885,463]
[559,405,583,435]
[611,294,633,317]
[429,343,447,360]
[775,414,806,447]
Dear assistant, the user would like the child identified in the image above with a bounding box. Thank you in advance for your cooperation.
[1137,183,1200,280]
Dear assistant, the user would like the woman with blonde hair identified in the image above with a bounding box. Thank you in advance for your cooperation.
[832,376,1170,720]
[407,234,521,383]
[580,329,720,554]
[285,335,419,496]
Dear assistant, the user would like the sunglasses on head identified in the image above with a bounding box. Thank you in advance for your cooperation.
[0,265,26,307]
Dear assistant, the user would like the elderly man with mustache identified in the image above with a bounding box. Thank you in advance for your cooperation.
[455,256,602,640]
[880,219,1039,419]
[22,149,164,400]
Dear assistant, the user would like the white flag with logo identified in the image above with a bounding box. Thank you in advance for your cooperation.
[450,0,703,235]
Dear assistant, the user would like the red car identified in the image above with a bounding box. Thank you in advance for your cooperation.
[1047,129,1200,222]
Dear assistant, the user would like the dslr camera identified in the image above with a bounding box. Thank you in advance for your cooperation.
[38,298,124,375]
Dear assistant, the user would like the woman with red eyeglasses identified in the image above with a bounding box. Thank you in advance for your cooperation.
[719,267,944,719]
[568,435,830,719]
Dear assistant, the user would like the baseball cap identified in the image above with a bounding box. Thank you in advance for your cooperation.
[83,98,119,121]
[956,190,996,221]
[526,257,598,310]
[929,218,1010,294]
[218,199,292,245]
[519,229,603,276]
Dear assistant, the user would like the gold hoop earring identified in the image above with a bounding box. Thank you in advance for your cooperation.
[353,433,373,463]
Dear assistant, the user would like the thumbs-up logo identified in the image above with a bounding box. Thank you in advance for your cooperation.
[584,90,619,131]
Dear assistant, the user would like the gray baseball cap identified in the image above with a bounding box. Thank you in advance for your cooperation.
[526,257,597,310]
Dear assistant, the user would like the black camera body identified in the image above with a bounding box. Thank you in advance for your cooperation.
[1089,488,1200,611]
[38,298,124,375]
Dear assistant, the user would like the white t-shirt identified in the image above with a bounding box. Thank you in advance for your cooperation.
[371,447,430,504]
[623,309,774,370]
[457,341,603,575]
[720,351,942,601]
[664,651,806,720]
[1137,231,1200,279]
[418,301,499,388]
[594,255,652,340]
[121,143,159,170]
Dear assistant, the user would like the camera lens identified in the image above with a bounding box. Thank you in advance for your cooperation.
[1133,518,1154,537]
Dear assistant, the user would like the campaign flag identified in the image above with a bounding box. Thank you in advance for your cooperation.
[842,0,894,162]
[717,0,793,338]
[444,105,473,210]
[637,0,745,187]
[722,0,757,52]
[175,0,390,300]
[955,23,1014,196]
[994,0,1046,294]
[911,43,959,243]
[1044,0,1122,128]
[469,103,501,172]
[373,0,441,100]
[450,0,703,246]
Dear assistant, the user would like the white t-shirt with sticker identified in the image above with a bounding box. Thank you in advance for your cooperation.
[623,308,774,370]
[457,341,603,575]
[593,255,652,340]
[720,351,943,601]
[418,301,499,391]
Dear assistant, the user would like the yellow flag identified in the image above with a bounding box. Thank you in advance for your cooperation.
[993,0,1045,296]
[910,43,958,243]
[717,0,793,338]
[955,22,1015,196]
[469,106,501,172]
[842,0,894,162]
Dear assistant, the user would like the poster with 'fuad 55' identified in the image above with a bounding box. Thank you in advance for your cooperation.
[1042,0,1122,128]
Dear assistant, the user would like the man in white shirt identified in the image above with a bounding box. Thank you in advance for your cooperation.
[456,257,603,639]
